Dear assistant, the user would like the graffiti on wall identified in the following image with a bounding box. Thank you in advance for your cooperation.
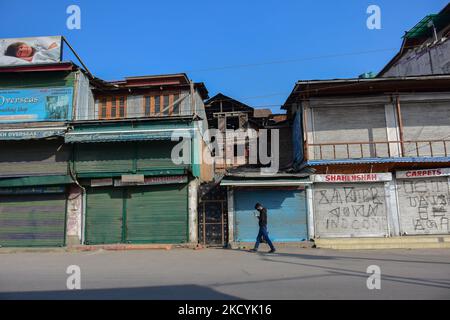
[397,178,450,235]
[314,184,388,236]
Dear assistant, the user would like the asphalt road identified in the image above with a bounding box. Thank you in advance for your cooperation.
[0,247,449,299]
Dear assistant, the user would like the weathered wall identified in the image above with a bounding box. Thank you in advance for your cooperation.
[74,71,95,121]
[90,91,191,120]
[397,177,450,235]
[313,183,389,237]
[66,185,83,245]
[382,39,450,77]
[311,105,388,160]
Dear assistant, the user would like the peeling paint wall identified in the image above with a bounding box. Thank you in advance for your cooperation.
[66,185,83,245]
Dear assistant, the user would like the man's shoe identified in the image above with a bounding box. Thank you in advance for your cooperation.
[249,248,257,252]
[268,249,276,253]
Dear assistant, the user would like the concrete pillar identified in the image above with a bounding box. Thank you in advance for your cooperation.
[384,103,402,157]
[66,185,83,246]
[188,179,199,244]
[385,179,401,237]
[306,185,315,239]
[227,187,234,244]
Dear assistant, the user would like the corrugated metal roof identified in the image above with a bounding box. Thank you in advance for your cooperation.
[306,157,450,166]
[221,178,311,186]
[65,128,193,143]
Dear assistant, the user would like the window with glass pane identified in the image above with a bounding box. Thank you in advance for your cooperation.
[145,96,151,116]
[100,98,107,118]
[173,94,180,115]
[111,98,117,118]
[163,95,170,115]
[154,96,161,114]
[119,97,125,117]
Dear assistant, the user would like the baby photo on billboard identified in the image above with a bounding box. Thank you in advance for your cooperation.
[0,36,62,66]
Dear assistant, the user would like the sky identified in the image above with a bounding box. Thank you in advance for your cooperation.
[0,0,448,112]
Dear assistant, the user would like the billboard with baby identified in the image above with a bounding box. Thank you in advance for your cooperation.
[0,36,62,66]
[0,87,73,123]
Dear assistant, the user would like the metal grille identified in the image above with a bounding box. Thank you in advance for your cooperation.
[198,185,228,246]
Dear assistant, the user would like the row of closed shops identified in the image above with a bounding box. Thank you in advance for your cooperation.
[0,179,191,247]
[2,169,449,247]
[0,123,198,248]
[221,169,450,246]
[311,170,450,238]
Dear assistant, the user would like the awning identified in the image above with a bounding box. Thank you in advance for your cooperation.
[0,127,66,140]
[221,178,312,187]
[0,175,74,188]
[65,128,194,143]
[305,157,450,166]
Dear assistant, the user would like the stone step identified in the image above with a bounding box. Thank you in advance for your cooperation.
[315,236,450,245]
[315,236,450,250]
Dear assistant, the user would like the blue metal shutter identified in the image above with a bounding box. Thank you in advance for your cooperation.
[234,189,308,242]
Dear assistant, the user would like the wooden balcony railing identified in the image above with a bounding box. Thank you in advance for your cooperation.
[309,140,450,160]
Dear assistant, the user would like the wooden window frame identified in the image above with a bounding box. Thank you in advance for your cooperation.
[97,95,127,119]
[142,91,182,117]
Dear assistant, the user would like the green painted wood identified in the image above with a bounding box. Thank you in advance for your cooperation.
[126,184,188,244]
[0,175,73,188]
[0,194,66,247]
[0,71,75,89]
[76,169,187,179]
[85,187,123,244]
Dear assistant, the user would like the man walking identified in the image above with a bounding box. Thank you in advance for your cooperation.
[250,203,276,253]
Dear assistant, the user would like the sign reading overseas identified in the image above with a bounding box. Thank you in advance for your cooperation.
[0,36,62,66]
[0,87,74,123]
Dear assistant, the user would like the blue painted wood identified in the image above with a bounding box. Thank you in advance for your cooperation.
[234,189,308,242]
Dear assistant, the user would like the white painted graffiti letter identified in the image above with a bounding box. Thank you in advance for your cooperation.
[66,265,81,290]
[366,265,381,290]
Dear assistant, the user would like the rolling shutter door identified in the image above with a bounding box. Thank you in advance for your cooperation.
[397,177,450,235]
[75,143,134,174]
[234,189,308,242]
[85,187,123,244]
[0,140,69,178]
[0,194,66,247]
[313,183,389,238]
[126,184,188,243]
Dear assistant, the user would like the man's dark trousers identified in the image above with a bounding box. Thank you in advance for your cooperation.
[254,226,275,251]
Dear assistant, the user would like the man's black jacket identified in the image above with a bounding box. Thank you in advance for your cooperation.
[257,208,267,227]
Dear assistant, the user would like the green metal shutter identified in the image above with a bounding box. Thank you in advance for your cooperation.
[126,184,188,244]
[85,187,124,244]
[0,140,69,178]
[136,141,181,170]
[75,143,134,174]
[0,194,66,247]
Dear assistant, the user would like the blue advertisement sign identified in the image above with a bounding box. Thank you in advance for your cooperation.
[0,87,73,123]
